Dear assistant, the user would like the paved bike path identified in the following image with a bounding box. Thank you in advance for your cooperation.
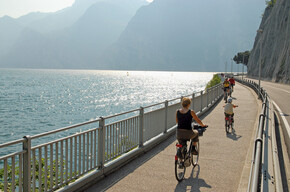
[85,83,260,192]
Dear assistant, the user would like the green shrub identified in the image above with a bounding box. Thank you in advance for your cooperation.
[205,74,221,89]
[266,0,276,7]
[0,159,76,191]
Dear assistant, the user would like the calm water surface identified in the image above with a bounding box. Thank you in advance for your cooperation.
[0,69,214,150]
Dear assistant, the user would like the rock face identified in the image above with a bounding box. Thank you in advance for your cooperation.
[99,0,265,72]
[247,0,290,83]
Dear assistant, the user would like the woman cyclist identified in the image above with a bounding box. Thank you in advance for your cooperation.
[176,97,207,155]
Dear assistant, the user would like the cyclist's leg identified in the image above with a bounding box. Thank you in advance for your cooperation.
[190,130,199,154]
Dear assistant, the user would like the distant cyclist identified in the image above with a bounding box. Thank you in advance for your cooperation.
[229,77,235,91]
[223,78,230,102]
[176,97,207,155]
[223,97,238,129]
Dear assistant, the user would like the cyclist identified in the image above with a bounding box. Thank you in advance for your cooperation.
[229,77,235,91]
[223,97,238,129]
[223,78,230,102]
[176,97,207,155]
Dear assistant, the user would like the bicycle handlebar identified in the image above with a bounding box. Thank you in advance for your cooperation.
[193,125,208,136]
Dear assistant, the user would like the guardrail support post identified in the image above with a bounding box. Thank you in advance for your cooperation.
[200,91,203,112]
[192,93,195,111]
[164,100,168,134]
[98,117,105,169]
[206,88,209,107]
[139,107,144,147]
[23,135,31,192]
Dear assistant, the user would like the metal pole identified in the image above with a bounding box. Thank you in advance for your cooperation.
[139,107,144,147]
[242,54,244,80]
[200,91,203,112]
[23,136,31,192]
[192,93,195,111]
[231,59,233,74]
[257,29,263,90]
[225,61,228,74]
[206,89,209,107]
[97,117,105,169]
[164,100,168,134]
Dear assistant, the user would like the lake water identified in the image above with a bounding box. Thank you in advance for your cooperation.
[0,69,214,149]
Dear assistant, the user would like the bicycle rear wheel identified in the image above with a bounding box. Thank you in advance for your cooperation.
[191,142,199,167]
[224,92,227,102]
[225,121,229,133]
[175,158,186,181]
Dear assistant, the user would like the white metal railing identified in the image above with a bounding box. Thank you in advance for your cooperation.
[235,77,284,192]
[0,83,223,192]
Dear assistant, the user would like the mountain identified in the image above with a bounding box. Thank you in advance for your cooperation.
[0,0,147,69]
[247,0,290,83]
[98,0,266,71]
[0,16,24,58]
[0,0,265,71]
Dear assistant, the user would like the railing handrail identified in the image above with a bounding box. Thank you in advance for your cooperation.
[0,81,224,192]
[235,76,283,192]
[0,86,212,148]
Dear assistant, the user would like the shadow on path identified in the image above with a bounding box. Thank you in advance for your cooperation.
[226,129,242,141]
[85,134,178,191]
[85,97,223,191]
[174,165,211,192]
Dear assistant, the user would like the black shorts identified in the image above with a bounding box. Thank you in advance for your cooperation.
[224,113,234,117]
[224,87,229,91]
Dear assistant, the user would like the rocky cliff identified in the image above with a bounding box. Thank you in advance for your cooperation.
[247,0,290,83]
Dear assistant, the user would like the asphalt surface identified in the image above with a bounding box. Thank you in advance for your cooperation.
[245,78,290,127]
[84,83,260,192]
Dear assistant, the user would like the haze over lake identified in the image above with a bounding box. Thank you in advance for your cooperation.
[0,69,214,150]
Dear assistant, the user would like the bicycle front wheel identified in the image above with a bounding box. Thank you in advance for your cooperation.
[191,142,199,167]
[175,159,186,181]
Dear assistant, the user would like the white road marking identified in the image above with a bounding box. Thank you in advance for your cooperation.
[273,101,290,140]
[264,85,290,94]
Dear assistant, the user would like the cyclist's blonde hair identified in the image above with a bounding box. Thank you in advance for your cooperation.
[181,97,191,108]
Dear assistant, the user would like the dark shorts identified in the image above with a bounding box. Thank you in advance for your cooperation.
[176,129,199,142]
[225,113,234,117]
[224,87,229,91]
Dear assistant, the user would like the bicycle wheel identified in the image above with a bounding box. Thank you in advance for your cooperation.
[191,142,199,167]
[224,92,227,102]
[175,158,186,181]
[225,121,229,133]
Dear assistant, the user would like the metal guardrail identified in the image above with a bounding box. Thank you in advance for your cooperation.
[0,83,223,192]
[235,77,283,192]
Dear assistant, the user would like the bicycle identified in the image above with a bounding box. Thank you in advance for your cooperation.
[229,86,232,97]
[224,88,229,102]
[175,125,207,182]
[225,114,234,133]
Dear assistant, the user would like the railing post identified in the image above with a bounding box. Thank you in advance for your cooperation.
[164,100,168,134]
[212,86,214,103]
[139,107,144,147]
[206,88,209,107]
[23,136,31,192]
[98,117,105,169]
[200,90,203,112]
[191,93,195,111]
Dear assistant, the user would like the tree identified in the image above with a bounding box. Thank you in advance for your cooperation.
[233,50,250,66]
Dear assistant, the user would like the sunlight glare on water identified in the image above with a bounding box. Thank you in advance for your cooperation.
[0,69,214,145]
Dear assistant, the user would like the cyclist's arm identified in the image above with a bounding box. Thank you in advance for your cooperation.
[191,110,205,127]
[233,105,238,108]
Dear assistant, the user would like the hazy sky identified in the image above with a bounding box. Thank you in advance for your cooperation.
[0,0,75,18]
[0,0,154,18]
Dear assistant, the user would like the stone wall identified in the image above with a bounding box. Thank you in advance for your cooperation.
[247,0,290,83]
